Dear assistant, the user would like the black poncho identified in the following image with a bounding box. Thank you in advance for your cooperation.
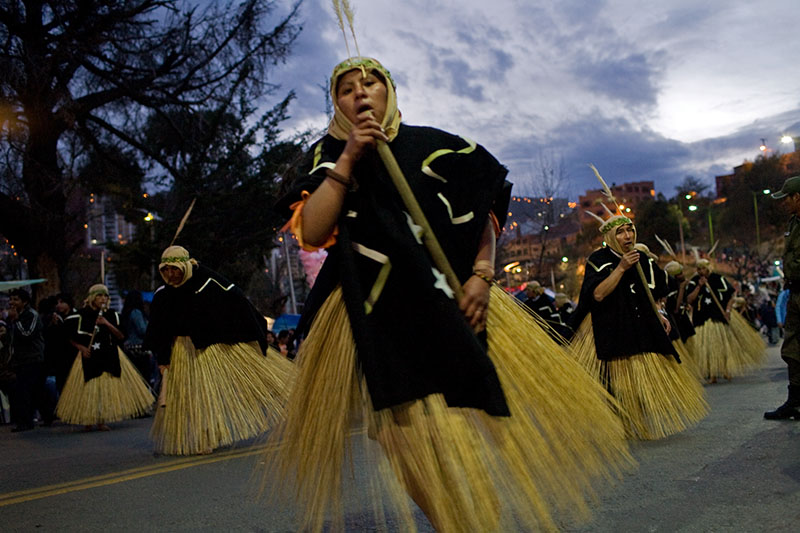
[686,272,733,327]
[144,264,268,365]
[66,307,122,382]
[665,275,696,342]
[579,247,677,361]
[279,124,512,416]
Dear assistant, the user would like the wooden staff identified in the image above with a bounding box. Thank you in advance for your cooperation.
[633,257,676,338]
[376,140,465,301]
[157,368,168,408]
[85,306,107,356]
[635,262,661,317]
[703,277,731,325]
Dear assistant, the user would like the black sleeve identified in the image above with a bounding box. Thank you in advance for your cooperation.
[143,289,175,366]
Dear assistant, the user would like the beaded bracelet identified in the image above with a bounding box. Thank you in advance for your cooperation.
[325,168,358,192]
[472,270,494,285]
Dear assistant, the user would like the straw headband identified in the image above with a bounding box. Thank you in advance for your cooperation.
[599,216,632,234]
[87,286,109,298]
[331,56,395,90]
[160,255,192,265]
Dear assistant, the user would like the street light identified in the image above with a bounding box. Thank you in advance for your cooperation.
[143,212,157,289]
[753,189,771,250]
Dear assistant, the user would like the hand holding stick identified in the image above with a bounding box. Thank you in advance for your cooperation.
[85,307,106,356]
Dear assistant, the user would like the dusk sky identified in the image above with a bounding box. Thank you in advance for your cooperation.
[265,0,800,199]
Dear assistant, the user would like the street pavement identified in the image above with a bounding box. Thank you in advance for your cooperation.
[0,343,797,532]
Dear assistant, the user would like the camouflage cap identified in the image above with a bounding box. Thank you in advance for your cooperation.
[771,175,800,199]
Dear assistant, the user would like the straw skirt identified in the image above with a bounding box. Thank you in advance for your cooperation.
[571,316,708,440]
[263,286,633,532]
[150,337,294,455]
[56,348,154,425]
[691,311,766,380]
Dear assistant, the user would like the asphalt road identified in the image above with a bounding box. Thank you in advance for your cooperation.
[1,344,797,532]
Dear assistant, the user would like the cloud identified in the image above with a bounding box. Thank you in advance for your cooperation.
[573,51,664,107]
[498,110,690,197]
[266,0,800,205]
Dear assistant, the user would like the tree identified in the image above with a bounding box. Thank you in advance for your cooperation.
[524,150,569,279]
[0,0,301,297]
[675,176,709,199]
[633,196,683,258]
[717,154,788,254]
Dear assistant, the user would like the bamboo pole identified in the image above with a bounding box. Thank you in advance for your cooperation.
[703,279,731,325]
[635,262,661,317]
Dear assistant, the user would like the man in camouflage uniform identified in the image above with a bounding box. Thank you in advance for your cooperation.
[765,175,800,420]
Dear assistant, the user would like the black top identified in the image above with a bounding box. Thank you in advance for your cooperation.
[524,294,559,324]
[277,124,512,416]
[44,308,78,386]
[7,305,45,367]
[144,264,269,365]
[578,247,677,361]
[524,294,571,342]
[66,307,122,382]
[665,276,696,342]
[554,302,576,340]
[686,272,733,327]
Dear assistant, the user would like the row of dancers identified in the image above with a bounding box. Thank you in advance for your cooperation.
[49,56,776,532]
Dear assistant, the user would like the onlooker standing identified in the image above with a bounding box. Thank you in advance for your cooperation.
[46,293,78,394]
[276,329,296,360]
[266,330,279,351]
[36,296,59,425]
[5,289,45,432]
[765,175,800,420]
[121,290,155,388]
[0,319,13,423]
[758,296,780,346]
[776,285,789,332]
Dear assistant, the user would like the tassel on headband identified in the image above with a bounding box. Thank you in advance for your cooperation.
[655,234,684,275]
[655,234,677,260]
[585,164,632,234]
[590,164,619,210]
[170,198,196,246]
[332,0,361,61]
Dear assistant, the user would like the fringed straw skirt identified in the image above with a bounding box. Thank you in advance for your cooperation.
[674,337,704,382]
[692,311,766,380]
[56,348,154,425]
[262,286,634,532]
[571,316,708,440]
[150,337,294,456]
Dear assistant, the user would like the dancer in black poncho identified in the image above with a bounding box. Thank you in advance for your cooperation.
[56,284,153,430]
[145,246,293,455]
[686,258,765,382]
[264,56,633,533]
[570,206,707,440]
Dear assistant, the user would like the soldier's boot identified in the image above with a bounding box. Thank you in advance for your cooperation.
[764,385,800,420]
